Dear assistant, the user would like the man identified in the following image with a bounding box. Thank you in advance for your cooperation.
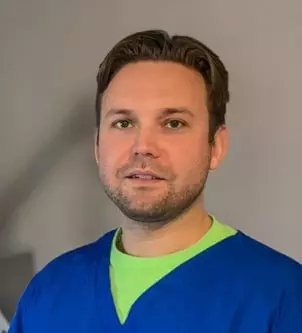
[9,30,302,332]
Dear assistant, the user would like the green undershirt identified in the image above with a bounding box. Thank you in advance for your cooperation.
[110,217,237,324]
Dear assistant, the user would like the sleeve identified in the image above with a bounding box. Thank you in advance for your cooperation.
[273,264,302,333]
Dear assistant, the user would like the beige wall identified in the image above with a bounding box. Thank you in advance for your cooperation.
[0,0,301,272]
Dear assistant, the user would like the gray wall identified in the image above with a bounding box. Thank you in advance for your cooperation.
[0,0,301,279]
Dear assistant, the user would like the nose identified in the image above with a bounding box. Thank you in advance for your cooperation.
[131,127,160,158]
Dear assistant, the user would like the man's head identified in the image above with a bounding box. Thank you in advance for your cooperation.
[95,30,229,225]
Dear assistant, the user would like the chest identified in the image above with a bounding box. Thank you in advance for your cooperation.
[26,261,277,333]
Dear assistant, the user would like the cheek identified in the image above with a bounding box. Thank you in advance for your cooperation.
[97,137,131,176]
[170,144,210,179]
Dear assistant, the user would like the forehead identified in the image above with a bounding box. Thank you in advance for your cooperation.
[101,61,208,115]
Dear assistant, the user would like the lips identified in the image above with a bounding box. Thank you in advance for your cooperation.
[125,171,165,180]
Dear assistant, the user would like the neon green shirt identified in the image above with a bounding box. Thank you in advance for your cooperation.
[110,217,237,324]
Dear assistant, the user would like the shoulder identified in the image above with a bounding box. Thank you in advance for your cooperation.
[9,230,116,331]
[233,232,301,274]
[225,232,302,302]
[220,232,302,332]
[20,229,116,302]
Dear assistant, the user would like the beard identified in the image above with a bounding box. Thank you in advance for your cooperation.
[100,159,210,226]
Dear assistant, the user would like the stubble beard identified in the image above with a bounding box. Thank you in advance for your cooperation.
[100,167,210,227]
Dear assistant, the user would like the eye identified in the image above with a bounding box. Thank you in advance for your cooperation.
[112,120,133,129]
[165,119,185,129]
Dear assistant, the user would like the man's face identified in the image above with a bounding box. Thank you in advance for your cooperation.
[96,61,225,224]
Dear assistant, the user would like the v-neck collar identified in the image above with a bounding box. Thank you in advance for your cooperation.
[96,228,240,329]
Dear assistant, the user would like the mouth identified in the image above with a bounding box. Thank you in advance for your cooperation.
[125,171,165,181]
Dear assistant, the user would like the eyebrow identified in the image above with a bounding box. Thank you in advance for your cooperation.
[104,107,195,119]
[159,107,195,119]
[104,108,134,119]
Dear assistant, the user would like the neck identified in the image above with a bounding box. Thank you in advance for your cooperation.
[119,202,212,257]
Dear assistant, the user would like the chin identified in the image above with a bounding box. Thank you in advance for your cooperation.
[118,204,176,225]
[125,193,166,204]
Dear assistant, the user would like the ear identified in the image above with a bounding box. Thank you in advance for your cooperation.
[94,130,100,166]
[210,125,229,170]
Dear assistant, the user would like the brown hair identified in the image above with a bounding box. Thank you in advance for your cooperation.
[95,30,229,144]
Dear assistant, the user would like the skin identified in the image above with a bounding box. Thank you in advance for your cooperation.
[95,61,228,257]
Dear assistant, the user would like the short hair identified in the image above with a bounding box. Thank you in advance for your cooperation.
[95,29,229,144]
